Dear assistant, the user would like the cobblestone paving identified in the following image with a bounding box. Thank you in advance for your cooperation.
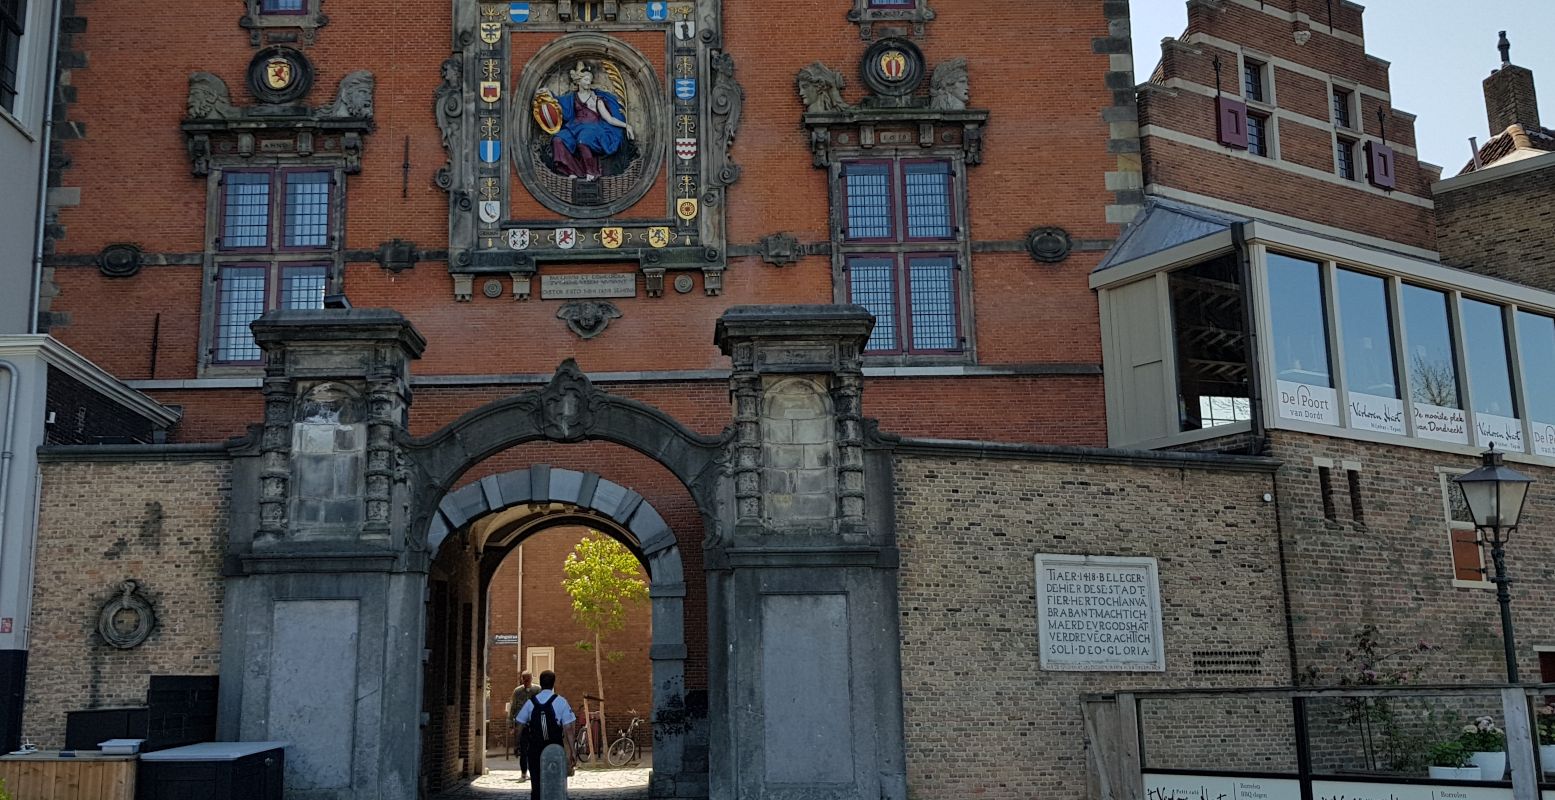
[434,756,651,799]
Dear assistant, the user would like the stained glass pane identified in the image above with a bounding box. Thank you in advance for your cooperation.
[908,256,957,350]
[844,164,893,240]
[222,173,271,248]
[284,172,331,248]
[216,267,267,362]
[282,266,328,310]
[904,162,953,239]
[848,256,897,352]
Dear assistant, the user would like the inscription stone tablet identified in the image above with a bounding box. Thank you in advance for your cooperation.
[1034,553,1165,672]
[540,273,637,300]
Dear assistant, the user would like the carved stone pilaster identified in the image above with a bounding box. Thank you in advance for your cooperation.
[833,369,866,527]
[363,369,402,536]
[258,373,293,541]
[730,367,763,526]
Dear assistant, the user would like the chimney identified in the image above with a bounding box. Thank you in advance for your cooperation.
[1483,31,1541,134]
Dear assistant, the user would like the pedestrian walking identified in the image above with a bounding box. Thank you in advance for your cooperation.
[509,671,542,779]
[514,670,576,800]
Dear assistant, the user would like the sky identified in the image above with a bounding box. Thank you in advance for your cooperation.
[1130,0,1555,176]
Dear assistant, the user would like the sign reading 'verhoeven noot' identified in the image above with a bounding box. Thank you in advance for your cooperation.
[1034,554,1165,671]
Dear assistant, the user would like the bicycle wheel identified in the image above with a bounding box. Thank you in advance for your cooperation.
[574,730,592,762]
[606,736,636,767]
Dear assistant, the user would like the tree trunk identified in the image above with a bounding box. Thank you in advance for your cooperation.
[593,629,606,763]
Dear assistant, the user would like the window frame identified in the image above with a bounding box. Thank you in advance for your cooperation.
[1336,136,1358,181]
[1331,85,1356,131]
[831,153,972,364]
[257,0,308,16]
[202,163,345,372]
[0,0,25,116]
[1437,467,1491,589]
[1246,112,1271,158]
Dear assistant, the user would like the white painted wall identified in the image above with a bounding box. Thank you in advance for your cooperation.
[0,0,58,335]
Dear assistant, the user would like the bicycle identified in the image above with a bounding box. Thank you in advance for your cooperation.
[605,715,644,767]
[573,711,601,763]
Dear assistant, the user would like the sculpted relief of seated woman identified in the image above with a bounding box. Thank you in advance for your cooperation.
[533,60,638,182]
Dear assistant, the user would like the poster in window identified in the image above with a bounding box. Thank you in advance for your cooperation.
[1530,421,1555,458]
[1277,380,1339,426]
[1413,403,1469,445]
[1346,392,1404,435]
[1474,412,1525,452]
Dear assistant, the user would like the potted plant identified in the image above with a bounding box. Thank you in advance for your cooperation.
[1537,704,1555,775]
[1459,715,1507,780]
[1426,739,1479,780]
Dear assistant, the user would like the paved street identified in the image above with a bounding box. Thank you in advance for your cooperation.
[434,755,651,799]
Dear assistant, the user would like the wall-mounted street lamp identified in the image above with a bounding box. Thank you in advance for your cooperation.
[1454,444,1535,683]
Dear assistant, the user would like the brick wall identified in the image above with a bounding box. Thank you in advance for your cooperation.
[893,451,1290,800]
[44,368,159,445]
[486,525,653,752]
[1268,431,1555,684]
[1435,163,1555,292]
[24,458,229,748]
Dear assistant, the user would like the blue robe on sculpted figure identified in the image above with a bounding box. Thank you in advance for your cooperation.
[544,62,635,180]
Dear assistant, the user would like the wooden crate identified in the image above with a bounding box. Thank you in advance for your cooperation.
[0,753,135,800]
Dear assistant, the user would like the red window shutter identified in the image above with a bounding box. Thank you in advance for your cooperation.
[1450,529,1483,582]
[1217,97,1249,149]
[1366,141,1396,189]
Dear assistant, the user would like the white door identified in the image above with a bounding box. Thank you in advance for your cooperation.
[526,646,555,678]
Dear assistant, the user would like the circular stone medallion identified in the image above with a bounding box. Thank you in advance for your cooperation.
[862,38,925,97]
[512,34,666,219]
[248,46,313,105]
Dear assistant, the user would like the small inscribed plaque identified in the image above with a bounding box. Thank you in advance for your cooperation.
[540,273,637,300]
[1034,553,1165,672]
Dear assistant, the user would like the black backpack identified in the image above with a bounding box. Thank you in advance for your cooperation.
[529,695,565,746]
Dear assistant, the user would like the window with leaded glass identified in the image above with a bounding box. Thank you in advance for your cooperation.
[1242,59,1266,103]
[1247,113,1269,157]
[0,0,27,114]
[837,159,965,357]
[1332,87,1353,129]
[209,167,338,366]
[1337,137,1357,180]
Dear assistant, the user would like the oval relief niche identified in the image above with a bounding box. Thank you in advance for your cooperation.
[512,34,666,219]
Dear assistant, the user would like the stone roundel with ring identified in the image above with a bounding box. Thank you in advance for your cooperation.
[862,38,925,97]
[97,580,156,650]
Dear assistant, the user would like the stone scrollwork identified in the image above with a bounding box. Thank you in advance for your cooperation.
[796,62,850,113]
[181,69,375,175]
[434,56,464,152]
[708,52,744,186]
[534,358,603,441]
[97,580,156,650]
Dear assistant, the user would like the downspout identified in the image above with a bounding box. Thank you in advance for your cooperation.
[1230,222,1268,452]
[0,362,18,558]
[28,0,66,335]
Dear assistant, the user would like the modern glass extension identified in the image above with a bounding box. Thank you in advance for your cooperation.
[1094,212,1555,461]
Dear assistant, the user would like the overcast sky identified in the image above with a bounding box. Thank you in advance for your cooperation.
[1130,0,1555,176]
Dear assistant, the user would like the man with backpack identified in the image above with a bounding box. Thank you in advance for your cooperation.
[514,670,576,799]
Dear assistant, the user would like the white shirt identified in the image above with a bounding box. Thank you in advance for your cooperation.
[514,689,577,728]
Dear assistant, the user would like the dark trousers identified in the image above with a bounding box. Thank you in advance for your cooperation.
[526,745,554,800]
[516,727,530,774]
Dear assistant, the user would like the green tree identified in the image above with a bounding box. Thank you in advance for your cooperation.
[562,533,648,761]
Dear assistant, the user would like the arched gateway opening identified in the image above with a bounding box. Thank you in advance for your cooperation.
[419,464,689,797]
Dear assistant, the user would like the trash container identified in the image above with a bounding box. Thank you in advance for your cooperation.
[136,741,285,800]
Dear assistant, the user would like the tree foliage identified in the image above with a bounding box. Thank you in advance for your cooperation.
[562,534,649,637]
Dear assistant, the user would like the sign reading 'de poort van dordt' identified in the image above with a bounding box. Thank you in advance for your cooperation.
[540,273,638,299]
[1034,553,1165,671]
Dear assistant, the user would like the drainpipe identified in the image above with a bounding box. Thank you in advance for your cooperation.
[28,0,66,335]
[1231,222,1268,452]
[0,362,18,558]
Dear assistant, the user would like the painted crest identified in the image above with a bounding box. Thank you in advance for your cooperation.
[480,21,503,44]
[509,2,530,23]
[675,78,697,101]
[508,228,531,250]
[600,227,624,249]
[577,2,602,22]
[480,139,502,163]
[480,81,502,103]
[555,227,579,249]
[479,201,502,223]
[532,90,564,135]
[675,17,696,41]
[675,137,698,161]
[647,226,672,248]
[879,50,909,81]
[676,198,699,221]
[646,1,668,21]
[264,57,294,90]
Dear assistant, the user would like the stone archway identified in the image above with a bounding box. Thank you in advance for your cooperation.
[430,465,691,787]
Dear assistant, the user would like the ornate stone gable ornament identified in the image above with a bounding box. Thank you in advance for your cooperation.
[535,358,602,440]
[557,300,621,340]
[861,38,924,99]
[442,0,736,296]
[797,52,986,168]
[847,0,934,40]
[181,70,375,175]
[97,580,156,649]
[240,0,329,47]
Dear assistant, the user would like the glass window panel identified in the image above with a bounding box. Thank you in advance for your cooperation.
[284,172,331,248]
[1266,253,1332,388]
[1460,298,1517,417]
[1332,89,1351,128]
[1336,269,1399,398]
[1170,255,1250,432]
[903,162,953,239]
[216,267,267,362]
[1337,139,1356,180]
[222,173,271,248]
[1400,284,1461,408]
[1517,311,1555,422]
[1247,115,1268,157]
[261,0,304,10]
[1243,62,1264,102]
[907,256,957,350]
[843,164,893,240]
[848,257,897,352]
[282,266,328,310]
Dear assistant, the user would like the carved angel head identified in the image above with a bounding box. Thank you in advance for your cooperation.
[796,62,848,113]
